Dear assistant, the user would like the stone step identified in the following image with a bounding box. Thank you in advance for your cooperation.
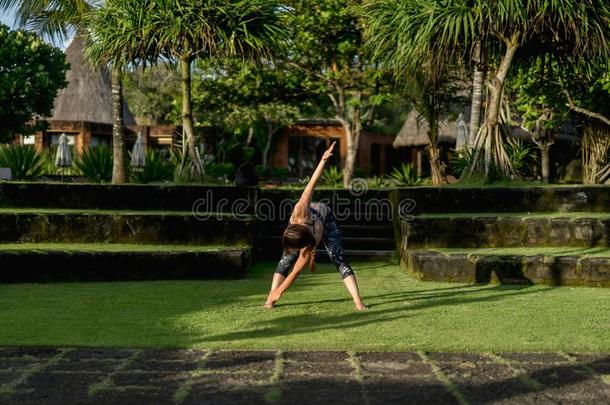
[402,247,610,287]
[402,213,610,249]
[0,244,249,282]
[396,186,610,213]
[255,235,396,255]
[258,223,394,238]
[0,209,252,245]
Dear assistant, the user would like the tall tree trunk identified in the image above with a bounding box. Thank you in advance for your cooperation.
[469,40,484,146]
[111,68,126,184]
[468,32,520,178]
[539,144,550,183]
[180,56,203,176]
[340,111,361,188]
[262,123,274,170]
[428,122,445,185]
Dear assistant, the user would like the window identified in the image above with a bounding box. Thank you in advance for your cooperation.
[288,136,341,177]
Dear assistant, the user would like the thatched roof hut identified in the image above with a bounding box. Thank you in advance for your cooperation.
[393,110,458,148]
[50,36,135,125]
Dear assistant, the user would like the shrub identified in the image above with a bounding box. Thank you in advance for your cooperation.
[0,144,45,180]
[368,175,388,188]
[207,163,235,179]
[505,139,537,177]
[387,163,422,187]
[321,165,343,187]
[74,146,113,183]
[131,150,174,184]
[255,165,291,178]
[450,148,474,177]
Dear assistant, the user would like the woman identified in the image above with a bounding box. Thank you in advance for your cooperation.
[264,141,367,310]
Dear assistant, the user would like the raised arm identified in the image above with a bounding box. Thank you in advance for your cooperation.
[295,141,336,210]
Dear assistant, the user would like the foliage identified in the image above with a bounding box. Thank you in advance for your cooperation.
[450,149,474,178]
[0,24,68,141]
[368,175,388,188]
[0,144,46,180]
[255,165,291,178]
[74,146,113,183]
[206,163,235,180]
[284,0,395,187]
[321,166,343,187]
[123,66,181,125]
[387,163,422,187]
[0,0,92,42]
[364,0,610,178]
[505,139,537,178]
[130,150,174,184]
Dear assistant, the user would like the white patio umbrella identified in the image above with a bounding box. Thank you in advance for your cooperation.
[131,132,146,170]
[55,132,72,167]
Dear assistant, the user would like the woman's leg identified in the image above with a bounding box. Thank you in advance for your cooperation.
[322,210,367,310]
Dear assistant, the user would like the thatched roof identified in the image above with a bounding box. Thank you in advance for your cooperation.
[50,36,135,125]
[393,110,459,148]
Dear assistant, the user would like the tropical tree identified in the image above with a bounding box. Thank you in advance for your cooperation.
[1,0,133,184]
[364,0,610,179]
[0,24,68,141]
[190,58,306,170]
[83,0,155,184]
[138,0,285,177]
[286,0,393,187]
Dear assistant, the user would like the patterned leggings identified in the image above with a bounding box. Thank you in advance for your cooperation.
[275,205,354,279]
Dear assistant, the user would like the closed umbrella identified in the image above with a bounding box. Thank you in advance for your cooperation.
[131,132,146,170]
[55,133,72,181]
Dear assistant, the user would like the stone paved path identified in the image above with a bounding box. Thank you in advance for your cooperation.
[0,348,608,404]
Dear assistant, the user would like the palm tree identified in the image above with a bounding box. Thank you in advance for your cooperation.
[1,0,131,184]
[140,0,284,176]
[83,0,155,184]
[364,0,610,179]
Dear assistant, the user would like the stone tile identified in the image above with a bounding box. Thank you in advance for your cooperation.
[112,371,189,387]
[0,348,61,359]
[279,377,362,405]
[426,352,494,363]
[437,361,515,382]
[124,359,198,373]
[0,370,19,386]
[360,360,432,377]
[0,358,40,371]
[284,351,349,363]
[363,376,457,405]
[203,351,275,374]
[46,359,121,373]
[499,352,571,364]
[136,349,207,362]
[62,349,136,362]
[89,387,176,405]
[10,372,104,404]
[183,384,268,405]
[283,361,354,376]
[358,351,421,363]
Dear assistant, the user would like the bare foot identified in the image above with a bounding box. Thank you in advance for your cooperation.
[355,303,368,311]
[263,300,276,309]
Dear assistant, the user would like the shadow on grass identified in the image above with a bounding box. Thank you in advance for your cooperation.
[190,284,545,345]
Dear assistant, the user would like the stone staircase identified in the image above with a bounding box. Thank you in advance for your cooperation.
[399,188,610,287]
[0,184,253,282]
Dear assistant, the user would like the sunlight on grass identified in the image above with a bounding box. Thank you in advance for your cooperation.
[0,262,608,352]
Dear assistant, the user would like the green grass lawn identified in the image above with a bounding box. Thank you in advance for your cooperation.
[0,262,608,352]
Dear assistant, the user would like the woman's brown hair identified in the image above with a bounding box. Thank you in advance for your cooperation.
[282,224,315,254]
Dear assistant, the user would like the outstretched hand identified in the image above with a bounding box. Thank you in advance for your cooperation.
[322,141,336,161]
